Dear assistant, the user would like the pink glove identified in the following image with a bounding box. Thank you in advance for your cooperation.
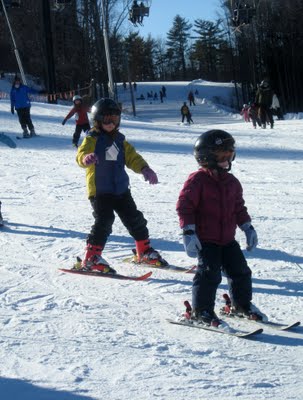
[83,153,98,166]
[142,166,158,184]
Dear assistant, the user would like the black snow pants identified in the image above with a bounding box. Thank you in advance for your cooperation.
[73,123,90,146]
[16,107,34,131]
[87,189,149,247]
[192,240,252,312]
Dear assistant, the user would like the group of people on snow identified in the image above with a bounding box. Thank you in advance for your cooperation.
[73,98,261,324]
[4,79,268,326]
[135,85,166,104]
[241,80,284,129]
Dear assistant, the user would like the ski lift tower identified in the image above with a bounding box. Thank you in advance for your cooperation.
[101,0,115,100]
[0,0,27,84]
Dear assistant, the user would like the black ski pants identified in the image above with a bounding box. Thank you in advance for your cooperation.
[192,240,252,312]
[87,189,149,247]
[16,107,34,131]
[181,114,188,123]
[73,123,90,146]
[259,105,274,127]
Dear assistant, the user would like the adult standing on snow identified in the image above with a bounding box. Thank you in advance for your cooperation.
[177,130,262,327]
[188,90,196,106]
[255,79,274,129]
[180,102,190,123]
[271,93,284,120]
[76,98,167,273]
[62,95,91,147]
[10,76,36,138]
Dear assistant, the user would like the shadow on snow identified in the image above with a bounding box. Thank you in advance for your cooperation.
[0,376,93,400]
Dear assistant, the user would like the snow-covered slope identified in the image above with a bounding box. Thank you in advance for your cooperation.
[0,78,303,400]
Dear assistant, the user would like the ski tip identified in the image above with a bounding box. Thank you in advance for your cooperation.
[243,327,263,337]
[185,265,197,273]
[135,271,153,280]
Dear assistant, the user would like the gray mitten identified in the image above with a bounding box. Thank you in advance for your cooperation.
[182,224,202,258]
[240,222,258,251]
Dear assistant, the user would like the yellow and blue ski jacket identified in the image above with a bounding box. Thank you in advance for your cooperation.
[76,128,148,198]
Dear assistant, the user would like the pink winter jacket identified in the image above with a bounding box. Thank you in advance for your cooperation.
[176,168,251,245]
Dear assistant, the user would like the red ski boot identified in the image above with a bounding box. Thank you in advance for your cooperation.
[133,239,168,266]
[80,244,116,274]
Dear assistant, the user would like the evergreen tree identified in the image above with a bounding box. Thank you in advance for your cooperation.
[166,15,192,80]
[190,19,226,81]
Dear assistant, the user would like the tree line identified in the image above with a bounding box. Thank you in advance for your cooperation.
[0,0,302,111]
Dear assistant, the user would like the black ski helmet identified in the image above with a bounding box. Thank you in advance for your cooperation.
[194,130,235,170]
[91,98,121,124]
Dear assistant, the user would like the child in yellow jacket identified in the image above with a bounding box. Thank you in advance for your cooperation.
[76,98,167,273]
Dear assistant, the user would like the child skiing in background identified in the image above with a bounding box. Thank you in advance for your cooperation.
[240,104,250,122]
[62,95,90,147]
[176,129,263,327]
[10,76,37,138]
[76,97,167,273]
[180,102,190,123]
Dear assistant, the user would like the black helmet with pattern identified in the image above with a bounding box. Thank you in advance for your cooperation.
[194,130,235,170]
[91,98,121,131]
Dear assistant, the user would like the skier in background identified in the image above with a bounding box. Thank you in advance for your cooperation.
[271,93,284,120]
[76,98,167,273]
[240,104,250,122]
[177,129,263,326]
[10,76,37,138]
[248,102,261,129]
[62,95,91,147]
[255,79,274,129]
[188,110,194,124]
[180,102,190,123]
[188,90,196,106]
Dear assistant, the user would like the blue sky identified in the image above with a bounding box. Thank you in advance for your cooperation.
[132,0,220,38]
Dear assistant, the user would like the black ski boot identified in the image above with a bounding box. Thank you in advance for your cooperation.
[192,309,221,327]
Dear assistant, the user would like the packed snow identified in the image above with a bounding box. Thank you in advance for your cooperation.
[0,79,303,400]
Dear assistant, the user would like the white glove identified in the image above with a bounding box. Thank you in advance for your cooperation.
[182,224,202,258]
[240,222,258,251]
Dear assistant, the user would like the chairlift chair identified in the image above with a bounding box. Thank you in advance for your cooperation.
[129,0,151,26]
[231,0,257,29]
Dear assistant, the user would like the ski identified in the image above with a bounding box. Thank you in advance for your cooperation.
[123,256,196,274]
[16,134,40,140]
[0,133,16,148]
[221,293,300,331]
[221,314,300,332]
[59,268,152,281]
[167,318,263,338]
[168,300,262,338]
[250,319,300,331]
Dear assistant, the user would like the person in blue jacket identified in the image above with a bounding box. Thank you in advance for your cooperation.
[10,76,36,138]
